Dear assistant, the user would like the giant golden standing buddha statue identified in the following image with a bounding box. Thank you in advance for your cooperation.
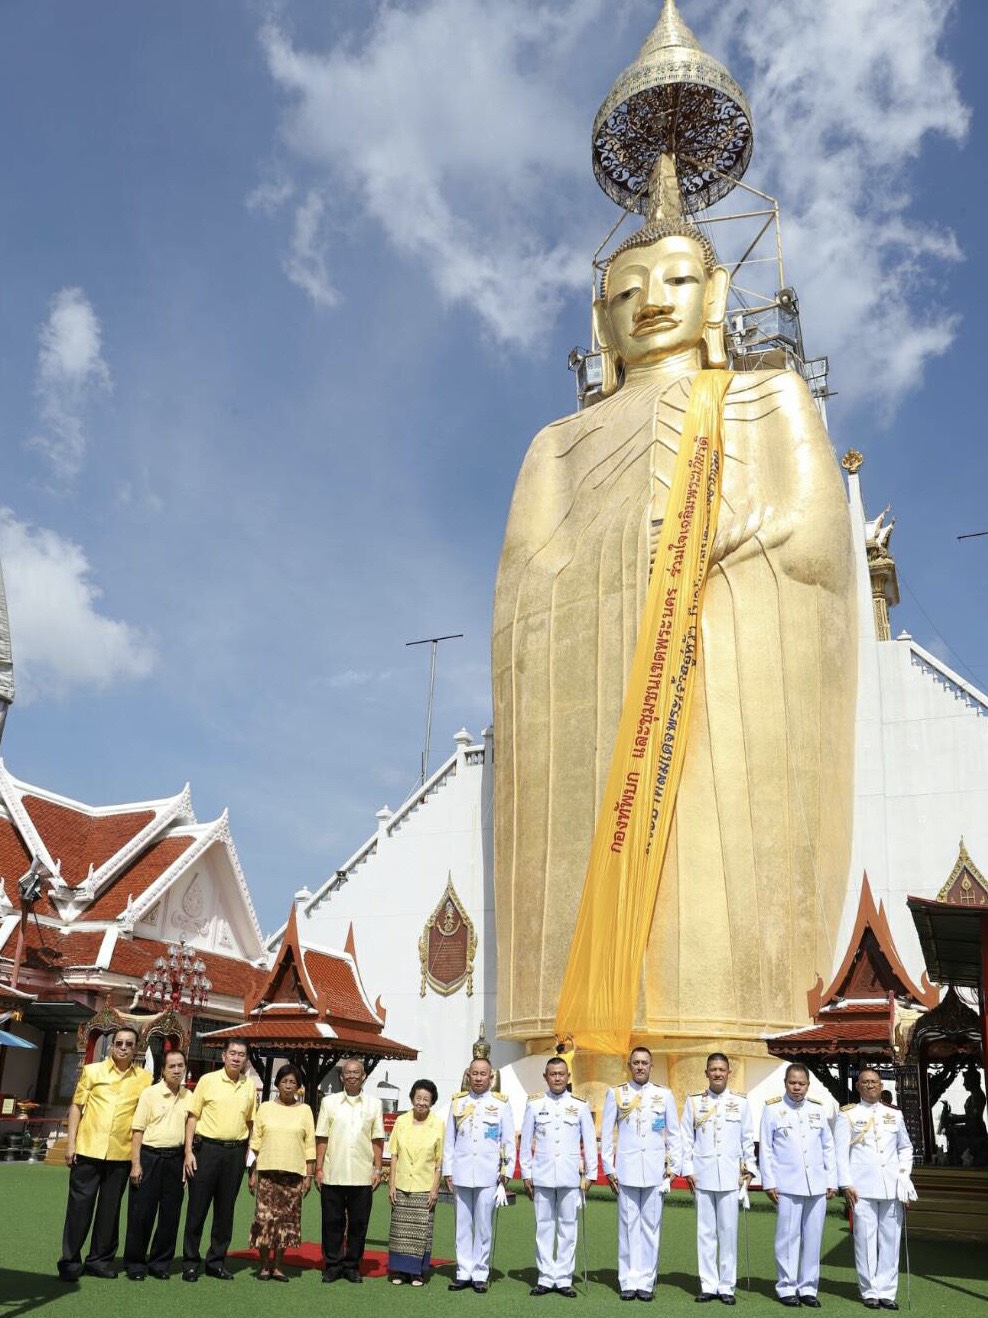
[492,0,857,1100]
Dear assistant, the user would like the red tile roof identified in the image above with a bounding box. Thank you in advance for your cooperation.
[22,797,156,886]
[0,818,50,913]
[203,1018,417,1059]
[84,835,196,920]
[0,923,106,969]
[302,949,379,1027]
[108,938,266,1003]
[768,1017,894,1055]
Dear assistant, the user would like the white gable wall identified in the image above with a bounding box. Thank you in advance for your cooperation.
[295,729,523,1112]
[837,468,988,986]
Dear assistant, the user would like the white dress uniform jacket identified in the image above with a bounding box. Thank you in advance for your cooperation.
[442,1089,515,1188]
[601,1082,682,1187]
[442,1088,515,1285]
[520,1091,597,1188]
[520,1091,597,1290]
[835,1101,912,1199]
[759,1095,836,1197]
[681,1089,757,1190]
[835,1101,913,1304]
[601,1081,681,1295]
[681,1088,757,1299]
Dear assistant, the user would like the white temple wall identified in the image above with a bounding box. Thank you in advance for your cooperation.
[296,728,523,1115]
[837,469,988,985]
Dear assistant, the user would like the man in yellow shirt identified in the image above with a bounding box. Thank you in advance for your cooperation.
[57,1026,152,1282]
[181,1037,256,1282]
[124,1048,191,1280]
[315,1058,384,1283]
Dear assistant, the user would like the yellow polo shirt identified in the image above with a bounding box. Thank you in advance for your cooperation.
[73,1058,153,1161]
[315,1092,384,1185]
[188,1068,256,1140]
[132,1080,191,1149]
[389,1110,444,1193]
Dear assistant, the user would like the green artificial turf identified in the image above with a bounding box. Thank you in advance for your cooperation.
[0,1167,985,1316]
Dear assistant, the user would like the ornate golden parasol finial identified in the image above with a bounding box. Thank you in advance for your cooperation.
[592,0,753,217]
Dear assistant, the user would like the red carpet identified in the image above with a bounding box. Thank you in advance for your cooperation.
[227,1244,452,1275]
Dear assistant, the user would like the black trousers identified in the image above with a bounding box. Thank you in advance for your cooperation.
[182,1138,247,1269]
[59,1156,131,1272]
[124,1145,185,1276]
[320,1183,373,1272]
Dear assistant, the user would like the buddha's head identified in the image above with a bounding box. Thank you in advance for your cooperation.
[594,224,730,394]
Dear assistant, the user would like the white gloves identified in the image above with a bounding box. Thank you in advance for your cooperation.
[896,1173,917,1204]
[494,1183,508,1208]
[659,1177,672,1194]
[738,1185,750,1209]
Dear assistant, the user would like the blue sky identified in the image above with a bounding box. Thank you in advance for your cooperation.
[0,0,983,937]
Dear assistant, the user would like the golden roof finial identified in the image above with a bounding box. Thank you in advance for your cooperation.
[593,0,753,217]
[646,151,685,227]
[841,449,864,474]
[640,0,702,58]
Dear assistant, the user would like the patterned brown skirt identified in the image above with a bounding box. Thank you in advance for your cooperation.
[249,1170,303,1251]
[388,1190,436,1276]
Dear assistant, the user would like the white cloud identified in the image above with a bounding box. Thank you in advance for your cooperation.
[28,287,111,483]
[283,190,339,309]
[703,0,968,410]
[258,1,606,346]
[246,176,295,214]
[0,510,155,702]
[258,0,967,409]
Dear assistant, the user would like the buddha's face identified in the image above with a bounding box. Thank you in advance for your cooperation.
[602,235,721,367]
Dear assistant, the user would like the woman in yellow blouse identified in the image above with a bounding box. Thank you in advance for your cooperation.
[388,1079,444,1286]
[248,1065,315,1281]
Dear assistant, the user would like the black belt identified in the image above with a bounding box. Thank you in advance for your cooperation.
[143,1145,184,1157]
[195,1136,248,1149]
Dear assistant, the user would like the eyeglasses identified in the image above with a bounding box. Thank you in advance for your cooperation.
[114,1040,136,1049]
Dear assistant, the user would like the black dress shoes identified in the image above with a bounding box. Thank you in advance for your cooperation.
[343,1269,363,1284]
[149,1270,170,1280]
[720,1298,737,1307]
[473,1281,489,1293]
[83,1264,119,1279]
[530,1285,552,1296]
[620,1291,637,1301]
[322,1269,341,1283]
[779,1299,800,1309]
[181,1268,199,1282]
[798,1297,822,1309]
[204,1265,235,1280]
[448,1279,472,1291]
[636,1290,654,1302]
[127,1271,146,1281]
[556,1287,578,1298]
[56,1266,81,1284]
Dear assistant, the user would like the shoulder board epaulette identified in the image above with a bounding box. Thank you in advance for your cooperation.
[765,1096,782,1105]
[732,1090,747,1098]
[528,1092,544,1102]
[571,1093,588,1103]
[452,1090,467,1101]
[492,1091,508,1102]
[688,1091,705,1098]
[840,1102,856,1113]
[808,1097,822,1105]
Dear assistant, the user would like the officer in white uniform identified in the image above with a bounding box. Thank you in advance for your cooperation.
[520,1057,597,1298]
[442,1057,515,1293]
[759,1063,837,1309]
[600,1046,682,1301]
[835,1069,913,1311]
[681,1052,757,1305]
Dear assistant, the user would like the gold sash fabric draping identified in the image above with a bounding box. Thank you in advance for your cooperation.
[555,369,733,1055]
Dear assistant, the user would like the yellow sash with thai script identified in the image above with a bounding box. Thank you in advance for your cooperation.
[556,370,733,1055]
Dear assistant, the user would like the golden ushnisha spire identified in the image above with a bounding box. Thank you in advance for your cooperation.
[592,0,753,217]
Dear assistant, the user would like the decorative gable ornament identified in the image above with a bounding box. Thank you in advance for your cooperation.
[936,839,988,908]
[419,873,477,998]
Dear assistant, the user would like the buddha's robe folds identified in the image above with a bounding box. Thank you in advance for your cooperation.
[492,368,856,1046]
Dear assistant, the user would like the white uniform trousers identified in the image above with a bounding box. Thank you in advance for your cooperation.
[617,1185,664,1292]
[695,1188,739,1296]
[453,1185,497,1283]
[533,1186,581,1288]
[774,1193,826,1299]
[852,1197,902,1301]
